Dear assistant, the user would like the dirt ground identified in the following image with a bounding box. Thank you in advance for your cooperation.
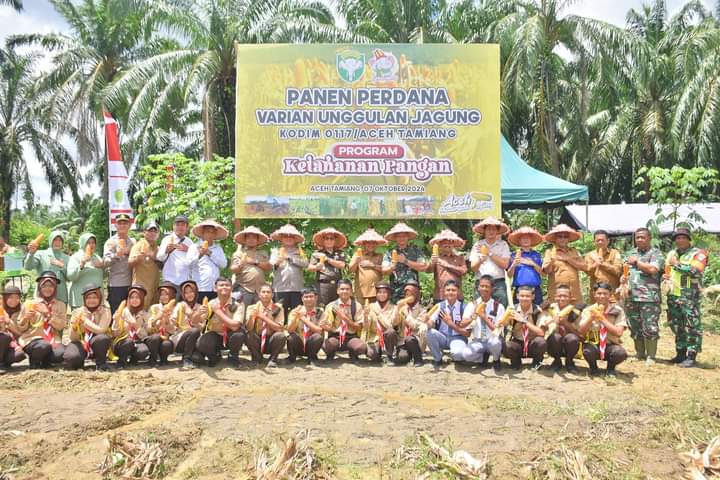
[0,324,718,480]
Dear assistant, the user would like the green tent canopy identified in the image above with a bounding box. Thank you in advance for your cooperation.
[501,136,588,208]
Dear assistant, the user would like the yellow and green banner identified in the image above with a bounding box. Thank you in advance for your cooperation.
[235,44,500,219]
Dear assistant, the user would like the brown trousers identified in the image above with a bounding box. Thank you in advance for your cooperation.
[175,328,201,360]
[64,334,112,369]
[322,333,367,360]
[394,335,423,364]
[582,342,627,369]
[246,331,286,363]
[143,334,174,363]
[547,333,580,361]
[503,337,547,367]
[113,338,150,364]
[23,339,64,368]
[287,332,323,361]
[0,333,25,366]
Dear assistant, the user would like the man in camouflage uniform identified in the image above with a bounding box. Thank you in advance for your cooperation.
[665,228,708,368]
[382,223,428,302]
[622,228,664,365]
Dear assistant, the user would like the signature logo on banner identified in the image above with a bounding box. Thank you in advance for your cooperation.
[336,50,366,84]
[438,192,495,215]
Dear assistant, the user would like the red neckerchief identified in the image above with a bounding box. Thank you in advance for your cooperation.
[597,305,609,360]
[40,299,57,345]
[260,302,272,353]
[338,301,351,345]
[303,307,316,352]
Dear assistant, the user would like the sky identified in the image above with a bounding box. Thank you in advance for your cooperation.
[0,0,715,210]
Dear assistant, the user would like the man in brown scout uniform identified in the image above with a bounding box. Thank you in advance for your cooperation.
[246,283,286,367]
[392,280,428,366]
[503,285,547,370]
[542,224,587,304]
[128,221,161,308]
[427,229,467,303]
[321,279,367,361]
[579,282,628,376]
[230,226,271,306]
[307,227,347,307]
[196,277,245,367]
[540,284,583,373]
[348,228,386,304]
[16,271,67,368]
[584,230,623,303]
[64,285,113,371]
[286,287,325,364]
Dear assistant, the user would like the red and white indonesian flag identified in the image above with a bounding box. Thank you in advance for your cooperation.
[104,111,133,230]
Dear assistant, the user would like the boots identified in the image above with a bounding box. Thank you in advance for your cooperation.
[644,338,658,365]
[679,350,697,368]
[633,338,646,360]
[671,348,687,364]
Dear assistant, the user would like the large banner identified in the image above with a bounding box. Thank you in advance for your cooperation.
[235,44,500,219]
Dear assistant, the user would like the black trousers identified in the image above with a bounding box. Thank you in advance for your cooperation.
[108,286,130,314]
[274,291,302,322]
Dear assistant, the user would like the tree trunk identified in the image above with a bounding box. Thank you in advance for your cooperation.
[0,190,11,240]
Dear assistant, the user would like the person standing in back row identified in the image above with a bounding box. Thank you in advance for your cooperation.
[103,214,136,313]
[469,217,511,306]
[157,215,194,294]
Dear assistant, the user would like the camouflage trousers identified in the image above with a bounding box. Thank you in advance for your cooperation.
[625,301,661,340]
[667,292,703,353]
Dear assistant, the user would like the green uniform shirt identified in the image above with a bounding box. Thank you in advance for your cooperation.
[23,230,70,304]
[625,246,664,303]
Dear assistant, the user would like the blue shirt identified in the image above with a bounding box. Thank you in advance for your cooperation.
[510,250,542,287]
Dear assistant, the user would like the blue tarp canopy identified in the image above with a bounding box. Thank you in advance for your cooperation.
[501,136,588,208]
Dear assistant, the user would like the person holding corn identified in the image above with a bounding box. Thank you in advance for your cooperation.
[103,213,136,313]
[469,217,511,306]
[461,275,504,369]
[307,227,347,307]
[348,228,386,304]
[63,285,112,371]
[578,282,628,376]
[382,223,428,302]
[24,230,70,304]
[269,224,308,321]
[66,233,105,310]
[189,219,229,304]
[427,229,467,304]
[128,221,161,308]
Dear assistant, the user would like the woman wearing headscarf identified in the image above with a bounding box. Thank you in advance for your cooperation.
[64,285,112,371]
[66,233,105,309]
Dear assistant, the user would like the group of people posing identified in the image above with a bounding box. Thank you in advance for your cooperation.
[0,215,708,375]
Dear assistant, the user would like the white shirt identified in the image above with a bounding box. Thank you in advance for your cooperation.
[156,233,194,285]
[468,239,510,280]
[463,298,505,340]
[189,242,227,291]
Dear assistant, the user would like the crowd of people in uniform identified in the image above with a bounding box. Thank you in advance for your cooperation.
[0,214,708,375]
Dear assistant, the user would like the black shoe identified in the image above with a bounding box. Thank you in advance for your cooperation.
[566,361,578,373]
[147,358,157,367]
[589,367,600,376]
[96,363,111,372]
[413,360,424,368]
[432,360,442,370]
[493,361,502,371]
[207,356,219,367]
[679,351,697,368]
[287,355,297,364]
[182,358,196,369]
[605,367,617,377]
[551,358,562,371]
[228,355,240,367]
[510,361,521,371]
[531,360,543,371]
[671,349,687,364]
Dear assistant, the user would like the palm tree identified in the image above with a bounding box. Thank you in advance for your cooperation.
[0,46,77,239]
[8,0,173,206]
[0,0,22,11]
[105,0,347,161]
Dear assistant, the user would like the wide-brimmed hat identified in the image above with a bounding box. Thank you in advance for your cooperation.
[191,219,229,241]
[671,227,692,241]
[472,217,509,236]
[353,228,388,247]
[508,227,543,247]
[403,279,420,290]
[384,222,417,242]
[375,281,392,291]
[312,227,348,250]
[429,229,465,248]
[270,224,305,243]
[36,271,60,285]
[233,226,269,246]
[544,224,582,243]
